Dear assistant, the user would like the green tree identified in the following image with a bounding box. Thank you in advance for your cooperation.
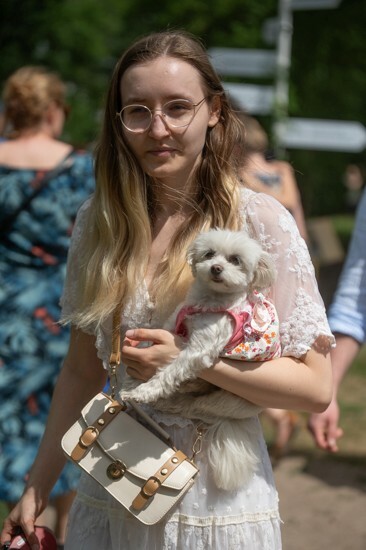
[1,0,365,216]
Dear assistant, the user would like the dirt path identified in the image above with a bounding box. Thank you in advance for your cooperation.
[274,452,366,550]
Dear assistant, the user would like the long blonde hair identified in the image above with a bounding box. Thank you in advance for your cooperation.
[71,30,245,329]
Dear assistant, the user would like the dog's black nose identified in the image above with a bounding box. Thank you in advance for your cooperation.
[211,264,223,276]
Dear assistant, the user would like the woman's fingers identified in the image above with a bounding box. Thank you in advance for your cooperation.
[125,328,170,343]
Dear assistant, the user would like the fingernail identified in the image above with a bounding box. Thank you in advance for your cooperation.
[125,329,134,338]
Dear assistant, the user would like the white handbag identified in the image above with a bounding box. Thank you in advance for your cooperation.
[61,309,199,525]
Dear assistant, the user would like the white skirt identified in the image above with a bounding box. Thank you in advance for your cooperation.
[65,415,282,550]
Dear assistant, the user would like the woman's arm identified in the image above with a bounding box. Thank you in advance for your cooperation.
[122,329,332,413]
[200,343,332,413]
[307,334,360,451]
[0,328,107,549]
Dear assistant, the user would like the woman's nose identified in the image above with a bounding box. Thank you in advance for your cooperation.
[148,113,171,137]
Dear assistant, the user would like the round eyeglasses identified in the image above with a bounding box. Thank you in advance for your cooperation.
[116,98,207,133]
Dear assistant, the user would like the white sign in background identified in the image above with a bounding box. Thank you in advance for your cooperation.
[291,0,342,10]
[208,48,277,77]
[209,2,366,152]
[278,118,366,152]
[223,83,275,115]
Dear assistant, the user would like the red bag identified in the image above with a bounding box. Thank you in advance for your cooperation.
[2,526,57,549]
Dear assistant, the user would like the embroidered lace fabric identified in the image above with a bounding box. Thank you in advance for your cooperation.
[61,189,334,550]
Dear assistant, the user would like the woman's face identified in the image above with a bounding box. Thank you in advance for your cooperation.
[119,56,220,188]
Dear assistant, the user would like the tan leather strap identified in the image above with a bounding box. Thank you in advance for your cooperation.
[110,307,122,366]
[131,450,188,511]
[108,305,123,398]
[71,399,125,462]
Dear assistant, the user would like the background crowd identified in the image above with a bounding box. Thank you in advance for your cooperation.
[0,2,365,549]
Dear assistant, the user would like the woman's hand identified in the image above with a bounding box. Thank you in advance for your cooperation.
[121,328,182,381]
[307,397,343,452]
[0,488,45,550]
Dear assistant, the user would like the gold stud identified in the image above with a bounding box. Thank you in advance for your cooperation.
[171,457,179,464]
[109,407,116,414]
[98,418,105,426]
[161,468,168,475]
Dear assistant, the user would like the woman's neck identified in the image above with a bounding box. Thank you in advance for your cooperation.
[0,131,72,170]
[11,129,55,142]
[150,177,198,219]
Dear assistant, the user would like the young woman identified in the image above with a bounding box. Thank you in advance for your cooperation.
[1,32,333,550]
[0,66,95,547]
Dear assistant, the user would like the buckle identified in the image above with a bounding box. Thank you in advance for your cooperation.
[78,426,99,449]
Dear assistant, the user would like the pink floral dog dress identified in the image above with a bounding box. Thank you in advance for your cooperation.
[175,291,281,362]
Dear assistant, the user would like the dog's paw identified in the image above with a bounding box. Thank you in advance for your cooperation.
[119,391,132,402]
[126,388,151,403]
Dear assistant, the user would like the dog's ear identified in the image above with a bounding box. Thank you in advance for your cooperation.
[187,242,197,276]
[250,251,276,291]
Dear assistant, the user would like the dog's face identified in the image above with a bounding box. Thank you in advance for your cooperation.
[187,229,276,295]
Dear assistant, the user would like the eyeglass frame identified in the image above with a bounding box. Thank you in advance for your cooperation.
[115,97,208,133]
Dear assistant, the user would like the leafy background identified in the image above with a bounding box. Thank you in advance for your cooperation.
[1,0,365,217]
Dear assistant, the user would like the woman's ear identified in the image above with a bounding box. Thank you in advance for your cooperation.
[208,96,221,128]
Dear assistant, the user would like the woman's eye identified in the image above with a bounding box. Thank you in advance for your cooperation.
[166,101,191,113]
[203,250,216,260]
[228,255,241,266]
[130,106,147,114]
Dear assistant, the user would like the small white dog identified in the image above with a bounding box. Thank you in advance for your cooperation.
[122,228,280,490]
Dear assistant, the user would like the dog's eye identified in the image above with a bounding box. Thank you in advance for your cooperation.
[203,250,216,260]
[228,255,241,266]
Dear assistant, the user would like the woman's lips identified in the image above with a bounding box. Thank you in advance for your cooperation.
[148,148,176,157]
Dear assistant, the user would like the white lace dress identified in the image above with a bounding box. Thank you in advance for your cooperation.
[61,189,334,550]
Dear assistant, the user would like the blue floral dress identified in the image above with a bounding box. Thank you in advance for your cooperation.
[0,150,95,501]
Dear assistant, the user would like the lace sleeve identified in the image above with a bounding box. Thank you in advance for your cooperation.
[60,197,94,332]
[242,189,335,357]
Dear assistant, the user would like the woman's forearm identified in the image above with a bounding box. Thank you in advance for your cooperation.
[199,348,332,413]
[330,334,361,394]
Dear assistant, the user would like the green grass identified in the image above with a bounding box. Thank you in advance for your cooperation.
[348,344,366,377]
[331,214,355,250]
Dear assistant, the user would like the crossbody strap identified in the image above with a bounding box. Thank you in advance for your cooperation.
[0,149,75,235]
[108,305,174,445]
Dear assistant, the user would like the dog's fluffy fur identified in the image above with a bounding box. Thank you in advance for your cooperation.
[121,229,277,490]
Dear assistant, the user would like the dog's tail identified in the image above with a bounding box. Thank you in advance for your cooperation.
[206,418,261,491]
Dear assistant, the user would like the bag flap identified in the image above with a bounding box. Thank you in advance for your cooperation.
[77,393,197,491]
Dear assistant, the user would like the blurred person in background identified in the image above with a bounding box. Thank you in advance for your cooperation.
[308,187,366,452]
[343,163,364,212]
[234,109,308,461]
[0,66,95,547]
[236,112,308,242]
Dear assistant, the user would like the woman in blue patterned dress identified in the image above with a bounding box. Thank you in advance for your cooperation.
[0,66,95,546]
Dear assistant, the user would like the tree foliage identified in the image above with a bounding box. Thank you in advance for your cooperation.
[1,0,365,215]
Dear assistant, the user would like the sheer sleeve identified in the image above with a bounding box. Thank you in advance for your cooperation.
[241,189,335,358]
[60,197,94,333]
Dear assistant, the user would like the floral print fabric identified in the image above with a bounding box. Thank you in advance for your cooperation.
[0,150,95,501]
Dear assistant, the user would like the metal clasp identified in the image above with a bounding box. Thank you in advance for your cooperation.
[106,459,127,480]
[191,424,205,462]
[108,363,118,399]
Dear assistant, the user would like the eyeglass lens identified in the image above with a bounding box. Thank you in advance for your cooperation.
[121,99,197,132]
